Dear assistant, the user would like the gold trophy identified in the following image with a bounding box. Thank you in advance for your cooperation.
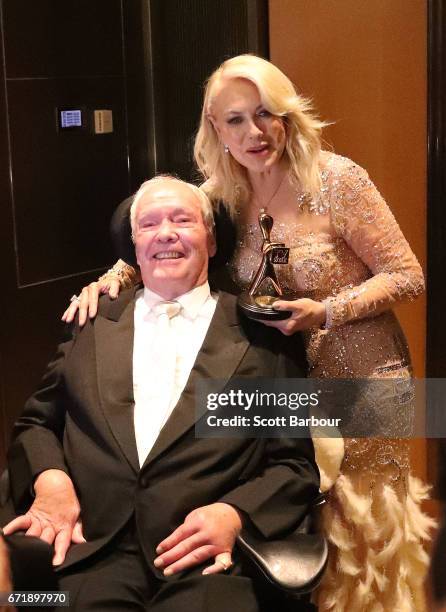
[238,211,297,321]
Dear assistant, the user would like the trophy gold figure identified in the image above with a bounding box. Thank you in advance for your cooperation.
[237,210,297,321]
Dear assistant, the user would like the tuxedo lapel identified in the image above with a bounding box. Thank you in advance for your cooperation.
[95,289,140,475]
[141,292,249,471]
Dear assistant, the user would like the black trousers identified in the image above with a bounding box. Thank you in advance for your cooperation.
[56,520,314,612]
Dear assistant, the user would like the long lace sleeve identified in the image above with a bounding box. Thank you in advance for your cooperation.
[99,259,140,288]
[323,160,424,328]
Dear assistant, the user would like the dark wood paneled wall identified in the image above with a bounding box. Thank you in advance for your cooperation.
[0,0,268,467]
[3,0,138,286]
[149,0,268,180]
[0,0,151,467]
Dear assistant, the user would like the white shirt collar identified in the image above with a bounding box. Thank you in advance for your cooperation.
[142,282,212,320]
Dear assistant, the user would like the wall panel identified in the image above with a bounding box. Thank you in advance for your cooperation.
[149,0,268,180]
[0,0,150,467]
[9,77,128,285]
[3,0,124,78]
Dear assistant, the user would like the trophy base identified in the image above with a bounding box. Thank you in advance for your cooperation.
[237,292,297,321]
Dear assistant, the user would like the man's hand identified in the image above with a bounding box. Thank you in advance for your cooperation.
[2,469,85,566]
[154,503,242,576]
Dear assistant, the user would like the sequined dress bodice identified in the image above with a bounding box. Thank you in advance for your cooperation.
[230,152,424,379]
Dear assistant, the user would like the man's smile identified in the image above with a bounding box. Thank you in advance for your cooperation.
[153,251,185,260]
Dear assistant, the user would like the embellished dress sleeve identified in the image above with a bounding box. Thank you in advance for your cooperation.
[324,161,425,328]
[98,259,140,289]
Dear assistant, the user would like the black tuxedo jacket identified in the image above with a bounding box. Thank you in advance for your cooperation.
[6,289,319,572]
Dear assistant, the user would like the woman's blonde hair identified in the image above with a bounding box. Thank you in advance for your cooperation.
[194,54,327,216]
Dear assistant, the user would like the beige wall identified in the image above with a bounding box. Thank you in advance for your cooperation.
[269,0,428,481]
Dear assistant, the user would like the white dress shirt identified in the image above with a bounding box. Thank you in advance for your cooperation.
[133,282,217,466]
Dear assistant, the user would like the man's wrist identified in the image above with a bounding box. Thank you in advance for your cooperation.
[218,503,243,531]
[34,469,72,494]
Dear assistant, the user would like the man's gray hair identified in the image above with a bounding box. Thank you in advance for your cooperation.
[130,175,215,241]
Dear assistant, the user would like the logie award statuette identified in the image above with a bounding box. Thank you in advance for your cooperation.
[237,210,297,321]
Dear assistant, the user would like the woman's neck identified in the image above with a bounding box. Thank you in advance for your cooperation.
[248,161,290,211]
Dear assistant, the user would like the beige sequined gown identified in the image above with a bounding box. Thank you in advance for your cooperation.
[230,152,434,612]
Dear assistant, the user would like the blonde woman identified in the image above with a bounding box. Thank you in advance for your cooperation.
[64,55,434,611]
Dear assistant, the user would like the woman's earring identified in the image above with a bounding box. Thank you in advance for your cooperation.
[224,144,229,154]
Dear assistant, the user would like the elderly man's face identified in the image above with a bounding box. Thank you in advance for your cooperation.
[134,183,216,300]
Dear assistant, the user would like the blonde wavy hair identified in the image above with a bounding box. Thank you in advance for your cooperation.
[194,54,327,216]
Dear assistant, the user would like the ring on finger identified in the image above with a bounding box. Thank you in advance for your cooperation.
[216,559,232,571]
[70,295,80,303]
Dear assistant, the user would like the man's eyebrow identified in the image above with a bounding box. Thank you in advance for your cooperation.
[138,210,154,219]
[172,207,197,216]
[139,207,196,217]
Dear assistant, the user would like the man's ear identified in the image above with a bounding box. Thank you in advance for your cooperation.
[207,232,217,258]
[135,243,141,267]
